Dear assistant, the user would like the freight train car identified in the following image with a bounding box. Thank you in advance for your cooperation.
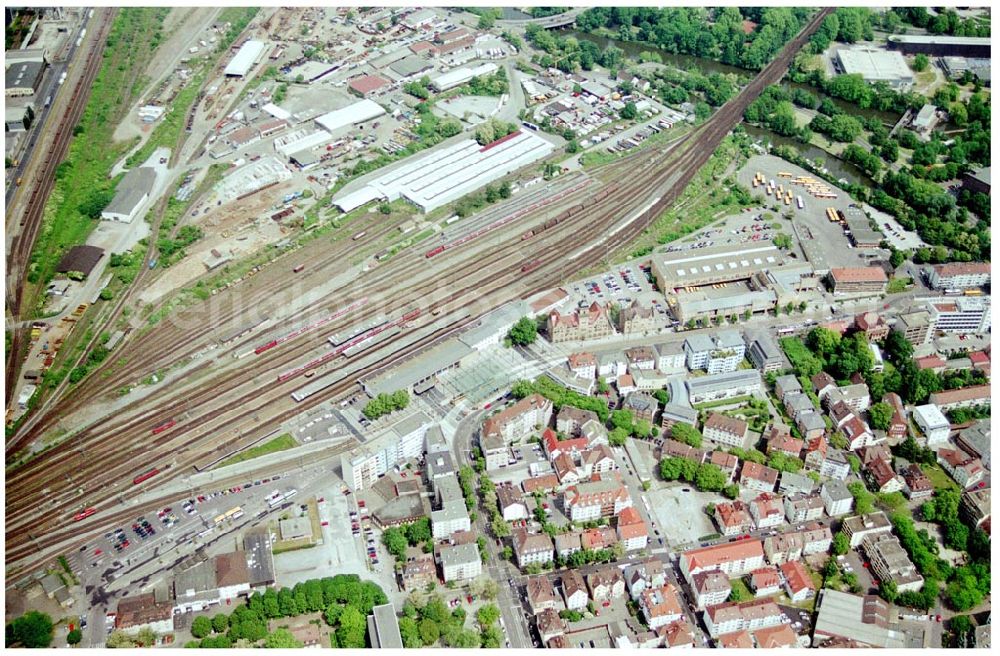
[133,468,160,485]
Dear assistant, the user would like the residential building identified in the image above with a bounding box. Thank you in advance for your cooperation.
[842,512,893,548]
[929,385,990,410]
[496,483,528,522]
[704,598,784,638]
[617,373,637,396]
[623,392,657,425]
[557,569,587,612]
[828,267,889,295]
[431,500,471,540]
[679,540,766,584]
[819,449,852,481]
[821,480,854,517]
[598,352,627,379]
[864,457,904,494]
[654,342,686,372]
[824,383,871,413]
[750,493,786,530]
[402,554,436,591]
[784,493,825,523]
[438,542,481,582]
[901,464,934,500]
[796,411,826,441]
[740,461,779,493]
[717,630,754,648]
[587,566,626,602]
[893,309,932,346]
[783,392,816,422]
[778,471,815,496]
[855,312,891,341]
[660,404,698,431]
[686,369,762,404]
[566,352,597,380]
[748,566,782,597]
[752,623,799,648]
[860,533,924,592]
[115,593,174,635]
[842,414,878,450]
[640,584,684,630]
[811,371,837,398]
[780,560,815,603]
[526,576,563,614]
[553,532,582,558]
[938,447,985,488]
[554,405,598,437]
[714,500,754,537]
[660,620,698,648]
[481,394,552,444]
[341,412,433,490]
[956,419,990,469]
[623,558,667,599]
[926,296,991,335]
[512,529,554,569]
[535,608,567,643]
[767,429,804,457]
[563,477,632,522]
[617,506,649,551]
[926,262,990,291]
[762,524,832,565]
[710,451,740,483]
[547,302,614,343]
[745,330,785,373]
[702,413,749,448]
[960,487,991,528]
[691,571,732,610]
[803,435,828,471]
[774,374,803,401]
[683,330,745,374]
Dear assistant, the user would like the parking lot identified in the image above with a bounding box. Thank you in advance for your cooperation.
[567,262,667,313]
[642,484,720,549]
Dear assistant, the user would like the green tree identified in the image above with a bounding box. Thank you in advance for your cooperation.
[867,402,893,431]
[508,316,538,346]
[670,423,703,448]
[476,604,500,628]
[418,618,439,646]
[912,53,929,72]
[477,10,496,30]
[264,628,303,648]
[399,617,423,648]
[67,629,83,646]
[832,532,849,556]
[191,616,212,639]
[608,426,630,447]
[6,612,55,648]
[620,101,638,120]
[336,606,367,648]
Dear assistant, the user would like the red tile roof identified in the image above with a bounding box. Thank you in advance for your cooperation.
[348,74,390,95]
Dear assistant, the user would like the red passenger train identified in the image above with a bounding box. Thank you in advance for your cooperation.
[73,507,97,521]
[133,469,160,485]
[151,420,176,435]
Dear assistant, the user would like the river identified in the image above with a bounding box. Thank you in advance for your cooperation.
[560,29,903,126]
[742,124,876,187]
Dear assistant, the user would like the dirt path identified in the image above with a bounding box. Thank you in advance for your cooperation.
[112,7,223,144]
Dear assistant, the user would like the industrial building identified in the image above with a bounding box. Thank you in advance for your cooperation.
[651,243,785,291]
[827,267,888,295]
[835,48,914,89]
[5,60,45,97]
[5,103,34,132]
[348,74,391,98]
[430,62,498,91]
[962,167,990,196]
[314,99,386,134]
[285,60,340,84]
[673,288,777,323]
[101,167,156,223]
[842,207,883,248]
[887,34,991,58]
[224,39,266,77]
[941,57,991,85]
[333,130,554,213]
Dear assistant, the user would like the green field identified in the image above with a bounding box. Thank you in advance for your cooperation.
[217,433,298,468]
[25,9,169,313]
[920,463,959,492]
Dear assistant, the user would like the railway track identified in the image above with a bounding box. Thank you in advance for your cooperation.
[4,9,115,406]
[5,10,831,571]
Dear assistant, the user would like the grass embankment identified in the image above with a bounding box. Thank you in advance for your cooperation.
[25,9,169,313]
[218,433,298,468]
[126,69,207,168]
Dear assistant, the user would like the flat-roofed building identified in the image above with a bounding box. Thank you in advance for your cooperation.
[835,47,914,89]
[912,404,950,446]
[926,262,990,290]
[369,603,403,648]
[674,289,777,323]
[828,267,888,295]
[893,309,932,345]
[686,369,761,404]
[887,34,991,58]
[821,480,854,517]
[842,511,893,548]
[860,533,924,592]
[926,296,991,335]
[5,60,45,97]
[224,40,266,77]
[651,243,785,291]
[962,166,990,196]
[438,542,481,582]
[745,330,785,373]
[813,590,911,648]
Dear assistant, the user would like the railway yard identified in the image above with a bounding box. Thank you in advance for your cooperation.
[5,5,993,652]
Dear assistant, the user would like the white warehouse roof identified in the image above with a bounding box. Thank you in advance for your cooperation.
[314,99,386,134]
[431,62,498,91]
[261,103,291,121]
[225,40,266,77]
